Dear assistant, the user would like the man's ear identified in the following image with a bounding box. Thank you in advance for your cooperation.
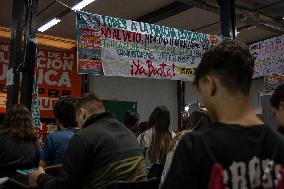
[279,102,284,110]
[272,108,277,117]
[205,75,217,97]
[80,108,86,120]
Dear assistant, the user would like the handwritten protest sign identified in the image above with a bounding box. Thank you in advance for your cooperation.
[77,14,102,74]
[250,35,284,77]
[0,45,82,117]
[77,12,222,80]
[264,73,284,93]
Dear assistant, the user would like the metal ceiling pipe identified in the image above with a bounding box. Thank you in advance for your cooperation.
[178,0,284,34]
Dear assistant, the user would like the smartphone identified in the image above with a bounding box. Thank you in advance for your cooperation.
[16,169,35,175]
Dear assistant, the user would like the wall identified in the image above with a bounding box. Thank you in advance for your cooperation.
[90,76,265,131]
[184,78,265,113]
[250,79,265,113]
[90,76,178,130]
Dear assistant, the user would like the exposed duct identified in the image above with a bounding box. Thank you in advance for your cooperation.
[178,0,284,34]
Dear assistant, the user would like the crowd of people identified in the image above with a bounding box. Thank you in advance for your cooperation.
[0,41,284,189]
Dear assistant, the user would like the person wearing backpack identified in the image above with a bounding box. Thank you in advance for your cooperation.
[161,41,284,189]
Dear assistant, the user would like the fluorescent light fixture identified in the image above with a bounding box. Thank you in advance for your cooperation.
[72,0,96,11]
[38,18,61,32]
[282,16,284,20]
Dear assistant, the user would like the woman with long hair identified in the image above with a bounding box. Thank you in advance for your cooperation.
[0,104,40,177]
[160,110,211,184]
[138,106,175,168]
[170,110,211,150]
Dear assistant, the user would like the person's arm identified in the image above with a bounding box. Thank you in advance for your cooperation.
[29,134,89,189]
[39,160,50,168]
[40,135,53,168]
[34,139,41,168]
[160,136,196,189]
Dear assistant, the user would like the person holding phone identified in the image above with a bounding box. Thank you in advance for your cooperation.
[0,105,40,177]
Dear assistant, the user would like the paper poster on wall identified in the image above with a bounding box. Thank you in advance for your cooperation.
[0,45,9,113]
[76,12,222,81]
[0,45,82,117]
[250,35,284,77]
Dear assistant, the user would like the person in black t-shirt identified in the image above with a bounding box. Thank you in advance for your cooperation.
[271,84,284,134]
[161,41,284,189]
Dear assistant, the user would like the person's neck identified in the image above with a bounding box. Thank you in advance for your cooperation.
[85,110,106,121]
[61,126,80,131]
[213,95,263,126]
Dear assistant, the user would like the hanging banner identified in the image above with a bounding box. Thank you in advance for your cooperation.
[250,35,284,77]
[77,12,222,80]
[0,45,82,118]
[264,73,284,93]
[77,14,102,74]
[31,38,42,127]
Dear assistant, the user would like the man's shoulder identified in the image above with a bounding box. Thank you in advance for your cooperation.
[47,130,71,138]
[77,118,127,141]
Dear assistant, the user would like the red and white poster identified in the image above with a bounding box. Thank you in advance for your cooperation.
[0,44,82,118]
[0,45,9,113]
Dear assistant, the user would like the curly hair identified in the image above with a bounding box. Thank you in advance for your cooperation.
[1,104,36,140]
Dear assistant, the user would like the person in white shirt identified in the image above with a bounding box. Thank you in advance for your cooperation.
[137,106,175,169]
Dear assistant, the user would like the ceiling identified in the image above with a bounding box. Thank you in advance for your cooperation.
[0,0,284,45]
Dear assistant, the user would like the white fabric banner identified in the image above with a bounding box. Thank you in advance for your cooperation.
[77,12,222,81]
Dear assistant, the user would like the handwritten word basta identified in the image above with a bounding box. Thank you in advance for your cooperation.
[131,59,175,78]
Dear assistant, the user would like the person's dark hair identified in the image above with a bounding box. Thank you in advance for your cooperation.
[194,41,254,95]
[182,110,211,131]
[148,106,172,163]
[1,104,36,140]
[124,111,139,127]
[271,84,284,109]
[77,93,105,113]
[171,110,211,150]
[139,121,150,133]
[54,97,78,128]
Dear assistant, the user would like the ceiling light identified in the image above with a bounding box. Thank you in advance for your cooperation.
[184,105,189,112]
[236,31,240,36]
[72,0,96,11]
[38,18,61,32]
